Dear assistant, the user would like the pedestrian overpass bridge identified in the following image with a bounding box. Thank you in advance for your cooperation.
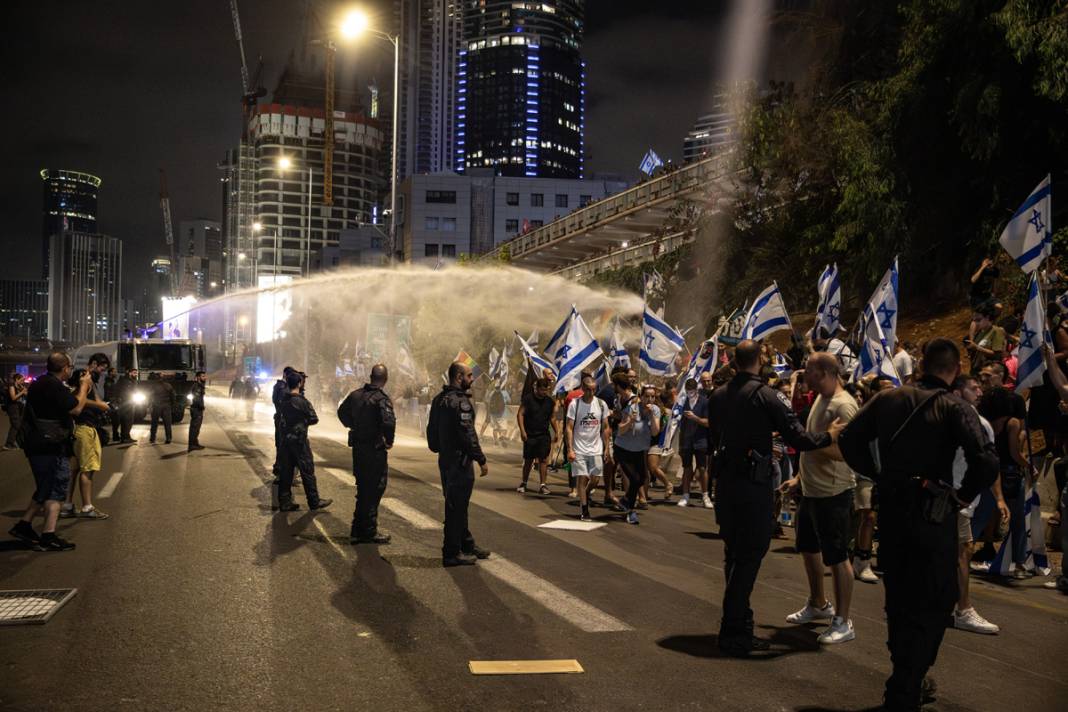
[483,152,739,278]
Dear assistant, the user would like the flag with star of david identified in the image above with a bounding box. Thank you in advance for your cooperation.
[544,306,577,368]
[554,310,603,395]
[853,300,900,386]
[812,263,842,340]
[640,306,686,376]
[1016,271,1051,392]
[609,316,631,369]
[659,337,719,449]
[999,175,1052,274]
[515,330,556,380]
[740,282,793,341]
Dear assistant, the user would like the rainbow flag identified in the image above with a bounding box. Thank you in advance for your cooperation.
[454,350,482,379]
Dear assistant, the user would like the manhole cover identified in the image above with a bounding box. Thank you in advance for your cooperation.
[0,589,78,625]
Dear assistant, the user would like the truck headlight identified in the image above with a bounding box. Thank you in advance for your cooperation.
[186,393,194,402]
[132,391,147,405]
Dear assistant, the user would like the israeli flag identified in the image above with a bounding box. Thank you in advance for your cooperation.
[864,258,900,349]
[660,337,719,448]
[594,357,611,390]
[772,352,789,375]
[1016,271,1051,393]
[853,300,900,385]
[488,346,509,388]
[989,484,1051,576]
[544,306,576,366]
[999,175,1052,274]
[812,264,842,339]
[554,311,603,394]
[609,317,631,369]
[639,149,664,176]
[640,306,686,376]
[515,330,556,379]
[740,282,792,341]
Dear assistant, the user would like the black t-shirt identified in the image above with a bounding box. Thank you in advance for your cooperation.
[521,393,554,438]
[26,373,79,455]
[970,265,999,301]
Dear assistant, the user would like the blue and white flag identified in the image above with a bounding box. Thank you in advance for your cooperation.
[488,345,509,388]
[659,337,719,448]
[1016,271,1051,393]
[740,282,792,341]
[864,258,900,350]
[640,306,686,376]
[772,352,790,375]
[515,330,556,379]
[812,263,842,340]
[853,303,899,385]
[544,306,577,366]
[594,357,611,390]
[554,311,603,394]
[999,175,1052,274]
[639,149,664,176]
[609,317,631,369]
[989,484,1051,576]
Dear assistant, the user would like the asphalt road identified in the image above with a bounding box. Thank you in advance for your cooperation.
[1,396,1066,711]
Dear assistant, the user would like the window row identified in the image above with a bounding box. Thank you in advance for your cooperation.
[424,244,457,257]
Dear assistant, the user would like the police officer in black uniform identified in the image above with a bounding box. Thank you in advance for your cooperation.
[838,338,997,711]
[148,372,175,444]
[337,363,396,544]
[272,367,297,477]
[427,361,491,567]
[708,340,843,657]
[277,371,332,512]
[187,370,207,451]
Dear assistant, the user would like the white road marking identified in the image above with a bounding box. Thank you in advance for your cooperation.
[312,517,350,559]
[380,497,441,530]
[325,467,352,485]
[97,471,125,499]
[479,556,632,633]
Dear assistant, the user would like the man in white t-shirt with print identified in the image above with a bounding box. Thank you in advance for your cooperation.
[566,374,612,522]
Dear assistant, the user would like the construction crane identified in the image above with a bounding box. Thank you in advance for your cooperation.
[229,0,266,138]
[159,170,178,295]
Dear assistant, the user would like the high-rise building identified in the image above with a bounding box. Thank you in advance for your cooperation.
[47,231,123,344]
[457,1,585,179]
[220,55,387,292]
[0,279,49,339]
[41,169,101,278]
[178,219,223,297]
[398,0,463,181]
[143,257,172,326]
[683,93,736,163]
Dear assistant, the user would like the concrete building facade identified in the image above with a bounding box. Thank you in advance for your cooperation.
[41,169,100,278]
[47,231,123,344]
[0,279,49,339]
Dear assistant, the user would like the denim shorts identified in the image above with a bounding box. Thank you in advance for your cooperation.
[28,454,72,503]
[571,454,603,478]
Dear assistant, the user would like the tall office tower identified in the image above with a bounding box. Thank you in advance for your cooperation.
[457,1,585,178]
[682,92,736,163]
[0,279,49,339]
[41,169,101,278]
[397,0,463,180]
[47,231,123,344]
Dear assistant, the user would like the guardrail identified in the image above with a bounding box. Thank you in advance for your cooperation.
[485,151,735,261]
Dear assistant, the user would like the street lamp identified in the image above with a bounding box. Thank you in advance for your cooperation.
[277,156,292,171]
[337,8,400,264]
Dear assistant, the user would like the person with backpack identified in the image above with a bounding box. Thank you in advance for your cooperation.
[3,373,28,450]
[8,352,93,551]
[428,361,490,567]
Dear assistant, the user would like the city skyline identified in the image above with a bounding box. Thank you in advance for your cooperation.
[0,1,804,294]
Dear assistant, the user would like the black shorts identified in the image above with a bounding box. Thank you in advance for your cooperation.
[523,435,551,461]
[795,489,854,565]
[679,448,707,471]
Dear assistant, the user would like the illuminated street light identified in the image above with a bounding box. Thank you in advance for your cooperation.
[238,252,247,261]
[340,9,369,39]
[252,222,263,232]
[277,156,292,170]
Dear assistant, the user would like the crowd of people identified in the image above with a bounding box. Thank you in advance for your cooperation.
[3,351,207,551]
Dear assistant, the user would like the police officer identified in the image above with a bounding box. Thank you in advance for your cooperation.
[112,367,140,443]
[708,340,843,657]
[838,338,997,711]
[337,363,396,544]
[272,367,297,477]
[148,372,175,444]
[187,370,207,452]
[277,370,332,512]
[427,361,491,567]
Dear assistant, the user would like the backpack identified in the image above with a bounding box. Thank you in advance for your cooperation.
[426,393,443,453]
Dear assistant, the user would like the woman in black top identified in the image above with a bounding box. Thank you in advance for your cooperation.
[4,373,28,449]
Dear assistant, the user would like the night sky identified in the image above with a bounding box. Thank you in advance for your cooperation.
[0,1,803,294]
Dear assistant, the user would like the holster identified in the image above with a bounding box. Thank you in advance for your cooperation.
[910,478,954,525]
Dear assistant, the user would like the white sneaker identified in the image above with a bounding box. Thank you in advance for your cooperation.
[854,558,879,583]
[786,601,835,624]
[677,495,690,507]
[818,616,855,644]
[953,607,999,635]
[702,493,714,509]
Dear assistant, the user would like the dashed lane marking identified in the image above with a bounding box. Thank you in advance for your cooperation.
[380,497,441,531]
[97,472,125,499]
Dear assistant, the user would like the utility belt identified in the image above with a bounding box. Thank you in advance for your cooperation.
[882,475,957,525]
[348,430,387,450]
[713,446,774,486]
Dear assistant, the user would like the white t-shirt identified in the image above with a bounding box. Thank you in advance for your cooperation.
[952,410,994,518]
[567,396,608,456]
[892,349,914,379]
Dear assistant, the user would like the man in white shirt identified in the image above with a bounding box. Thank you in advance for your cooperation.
[566,374,612,522]
[892,341,915,384]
